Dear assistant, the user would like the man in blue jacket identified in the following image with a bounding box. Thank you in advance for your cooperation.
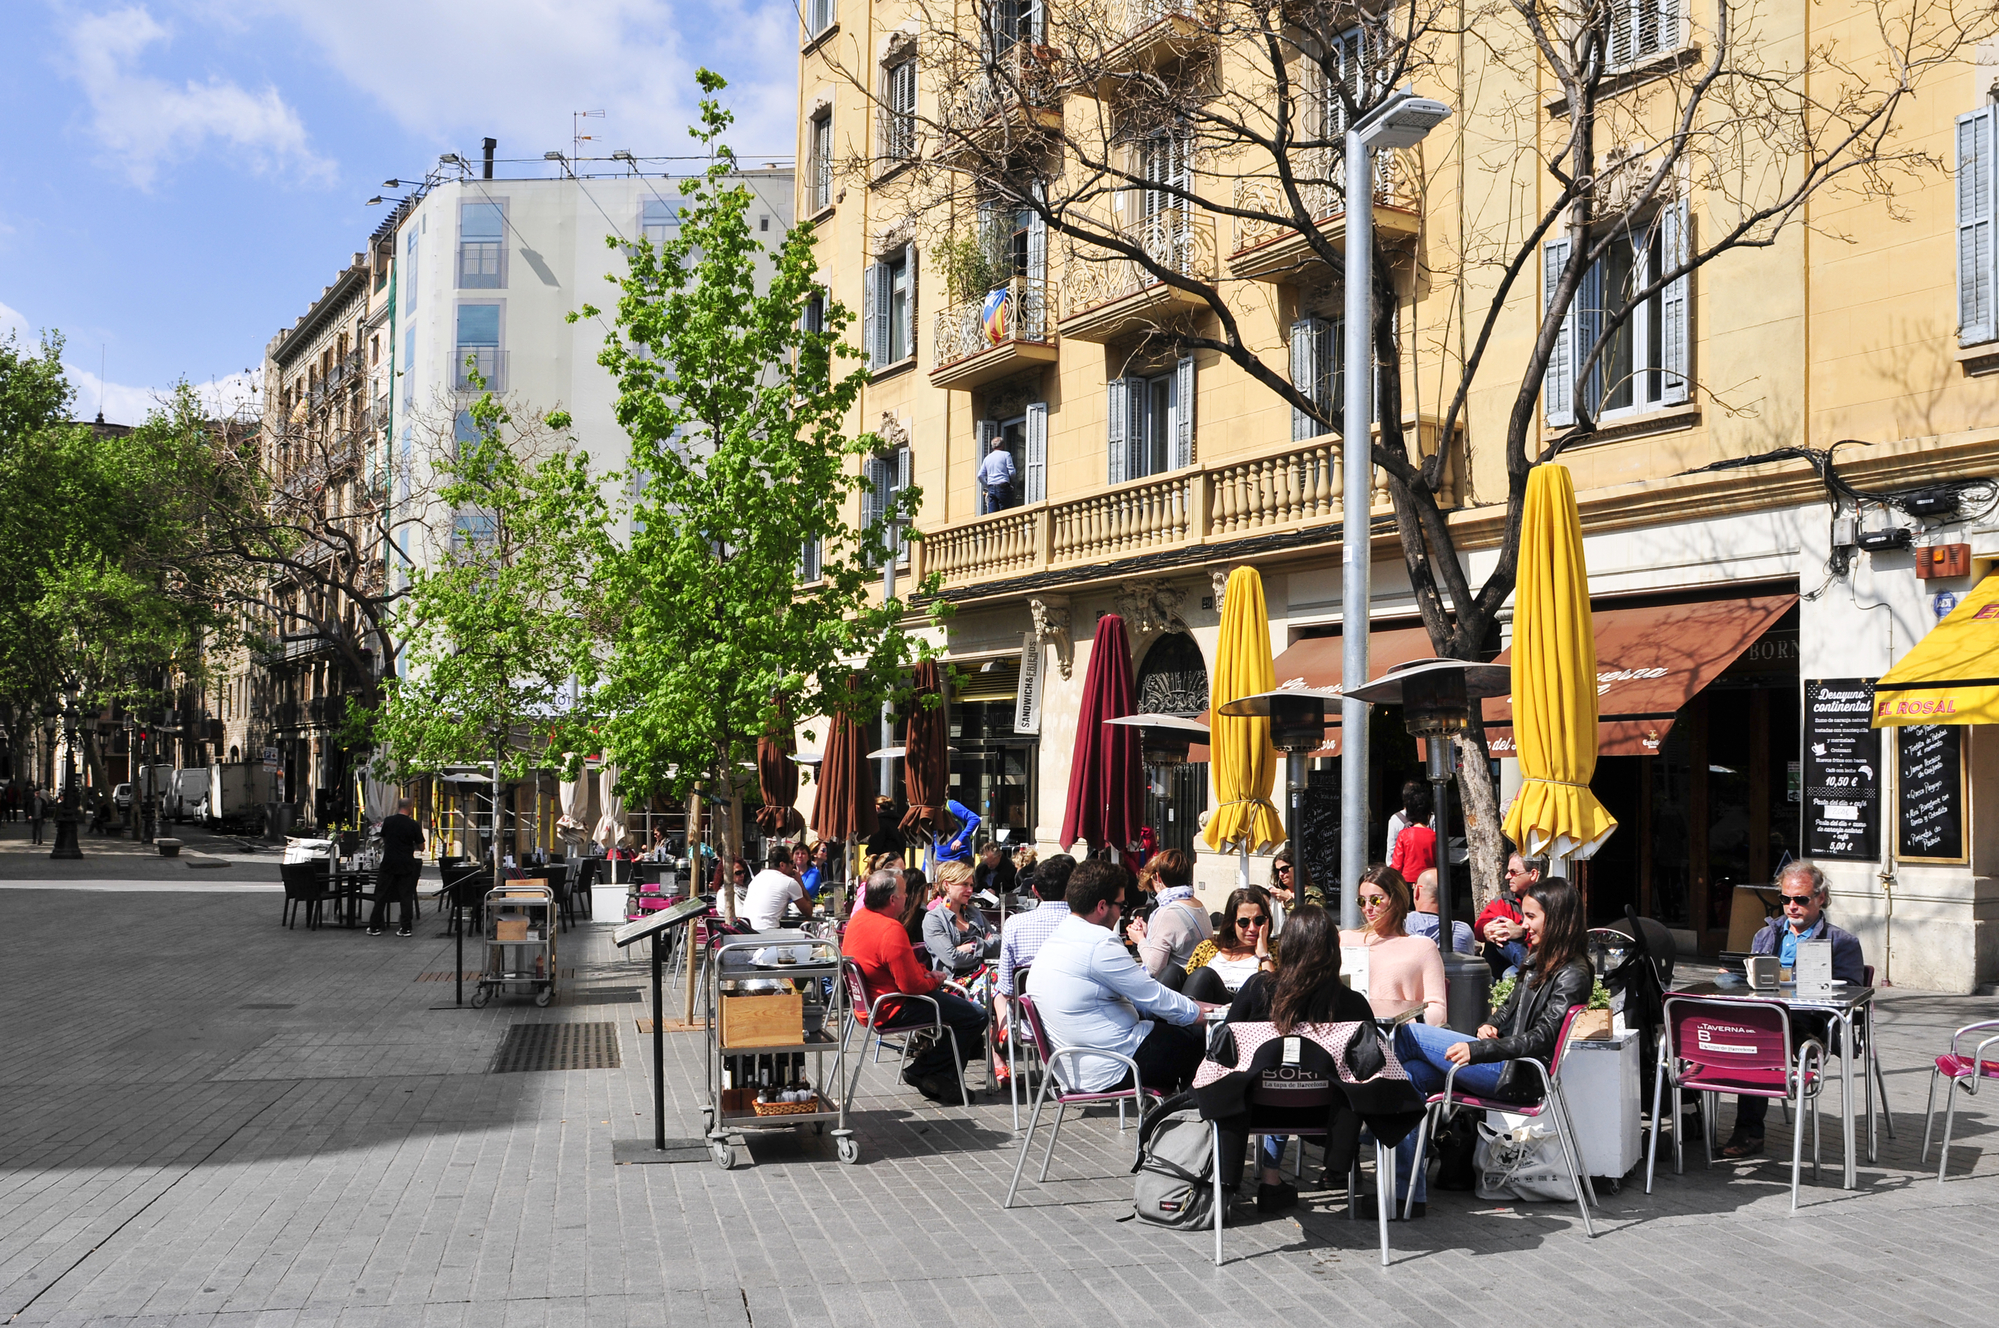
[1724,860,1866,1156]
[938,798,981,864]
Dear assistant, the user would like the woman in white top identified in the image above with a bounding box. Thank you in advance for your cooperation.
[1178,887,1277,1003]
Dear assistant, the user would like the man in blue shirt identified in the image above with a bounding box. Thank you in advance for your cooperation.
[977,437,1016,513]
[938,798,981,864]
[1405,868,1475,953]
[1724,860,1866,1156]
[1029,860,1212,1093]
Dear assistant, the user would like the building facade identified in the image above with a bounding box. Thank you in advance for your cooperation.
[798,1,1999,990]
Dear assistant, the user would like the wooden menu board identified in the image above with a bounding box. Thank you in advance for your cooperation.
[1896,723,1966,863]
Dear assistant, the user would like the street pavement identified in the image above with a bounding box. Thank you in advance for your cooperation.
[2,826,1996,1327]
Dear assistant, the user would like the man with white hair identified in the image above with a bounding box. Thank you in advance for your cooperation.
[977,435,1016,513]
[1723,860,1865,1157]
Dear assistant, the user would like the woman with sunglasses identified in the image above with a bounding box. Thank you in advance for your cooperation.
[1339,865,1447,1027]
[1178,887,1277,1004]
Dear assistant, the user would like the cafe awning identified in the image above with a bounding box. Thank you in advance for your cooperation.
[1483,593,1797,756]
[1872,573,1999,726]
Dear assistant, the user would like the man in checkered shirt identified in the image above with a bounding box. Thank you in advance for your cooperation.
[996,852,1076,1029]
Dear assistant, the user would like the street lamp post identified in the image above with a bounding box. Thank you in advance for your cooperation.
[1339,88,1453,931]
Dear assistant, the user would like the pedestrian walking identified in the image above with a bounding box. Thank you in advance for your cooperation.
[368,797,425,937]
[29,786,46,845]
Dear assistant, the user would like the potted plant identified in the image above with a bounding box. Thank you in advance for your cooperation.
[1485,976,1615,1040]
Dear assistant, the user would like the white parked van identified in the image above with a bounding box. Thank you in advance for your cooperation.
[172,767,208,823]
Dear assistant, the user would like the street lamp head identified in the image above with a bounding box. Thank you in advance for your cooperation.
[1357,89,1453,151]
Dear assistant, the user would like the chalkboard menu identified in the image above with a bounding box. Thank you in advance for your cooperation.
[1301,768,1341,894]
[1802,678,1881,861]
[1896,723,1966,862]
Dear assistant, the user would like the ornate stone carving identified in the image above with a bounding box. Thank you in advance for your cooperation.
[1116,580,1190,659]
[1029,596,1073,679]
[1209,568,1231,613]
[878,412,909,450]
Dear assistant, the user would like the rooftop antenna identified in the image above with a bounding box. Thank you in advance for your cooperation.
[573,109,605,167]
[96,344,106,425]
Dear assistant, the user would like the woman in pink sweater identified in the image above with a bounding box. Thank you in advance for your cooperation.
[1339,865,1446,1026]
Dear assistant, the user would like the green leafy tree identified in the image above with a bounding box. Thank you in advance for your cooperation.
[577,71,945,916]
[367,384,613,882]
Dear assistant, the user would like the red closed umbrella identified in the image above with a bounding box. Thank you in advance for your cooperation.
[811,677,876,845]
[900,659,949,839]
[1060,613,1142,853]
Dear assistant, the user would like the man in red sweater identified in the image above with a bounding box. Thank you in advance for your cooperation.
[844,866,988,1103]
[1474,852,1541,978]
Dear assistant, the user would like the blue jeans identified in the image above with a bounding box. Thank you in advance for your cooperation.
[1392,1024,1507,1205]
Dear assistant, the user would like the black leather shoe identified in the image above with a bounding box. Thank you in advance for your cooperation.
[1256,1181,1299,1213]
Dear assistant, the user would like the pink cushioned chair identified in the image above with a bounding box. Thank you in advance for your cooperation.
[1002,994,1161,1208]
[1922,1018,1999,1183]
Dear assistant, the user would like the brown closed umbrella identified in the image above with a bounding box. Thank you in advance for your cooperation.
[811,678,876,845]
[754,698,805,838]
[900,659,948,841]
[1061,613,1142,853]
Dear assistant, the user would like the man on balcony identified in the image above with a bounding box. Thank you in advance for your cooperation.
[978,436,1016,513]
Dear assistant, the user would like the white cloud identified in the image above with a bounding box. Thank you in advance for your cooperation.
[3,298,260,426]
[250,0,799,170]
[62,6,334,189]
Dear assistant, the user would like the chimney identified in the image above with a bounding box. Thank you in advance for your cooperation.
[482,138,496,179]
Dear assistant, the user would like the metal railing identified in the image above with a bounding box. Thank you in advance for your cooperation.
[933,277,1054,368]
[1062,208,1215,319]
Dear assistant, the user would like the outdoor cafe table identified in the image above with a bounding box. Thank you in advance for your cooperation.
[1671,976,1878,1189]
[327,866,378,928]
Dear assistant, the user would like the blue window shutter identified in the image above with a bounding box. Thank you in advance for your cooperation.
[1660,199,1691,405]
[1543,236,1575,427]
[1959,107,1995,346]
[1024,402,1047,502]
[1174,355,1195,468]
[1106,378,1128,486]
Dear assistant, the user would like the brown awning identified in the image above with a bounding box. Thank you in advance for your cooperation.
[1190,626,1439,760]
[1482,593,1797,757]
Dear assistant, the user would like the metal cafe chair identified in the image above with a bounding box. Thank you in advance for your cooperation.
[1648,994,1826,1213]
[1003,994,1162,1208]
[1922,1018,1999,1183]
[838,958,972,1111]
[1407,1004,1599,1234]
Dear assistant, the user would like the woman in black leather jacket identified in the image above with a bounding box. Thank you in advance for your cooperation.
[1393,877,1592,1103]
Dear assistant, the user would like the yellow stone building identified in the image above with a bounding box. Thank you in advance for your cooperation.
[798,0,1999,990]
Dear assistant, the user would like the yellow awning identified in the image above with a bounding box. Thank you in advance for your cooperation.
[1872,574,1999,726]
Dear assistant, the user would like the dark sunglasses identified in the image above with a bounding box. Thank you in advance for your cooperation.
[1235,915,1267,928]
[1273,863,1293,873]
[1779,893,1816,905]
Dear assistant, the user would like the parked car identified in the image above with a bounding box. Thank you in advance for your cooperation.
[111,783,132,812]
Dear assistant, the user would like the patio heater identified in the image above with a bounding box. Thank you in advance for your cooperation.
[1214,687,1339,893]
[1348,657,1507,1032]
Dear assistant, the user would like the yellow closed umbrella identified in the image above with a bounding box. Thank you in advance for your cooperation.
[1204,566,1285,861]
[1502,465,1618,861]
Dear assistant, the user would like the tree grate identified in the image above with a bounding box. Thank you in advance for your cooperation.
[491,1022,622,1073]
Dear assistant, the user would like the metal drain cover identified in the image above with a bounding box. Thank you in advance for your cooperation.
[491,1022,622,1072]
[568,987,642,1005]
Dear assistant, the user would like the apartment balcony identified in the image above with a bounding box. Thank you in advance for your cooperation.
[1228,153,1421,282]
[940,46,1065,161]
[1109,0,1208,69]
[1057,210,1216,342]
[930,278,1060,390]
[915,418,1459,593]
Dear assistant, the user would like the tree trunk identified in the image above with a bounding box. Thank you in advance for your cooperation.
[1455,729,1506,915]
[714,759,739,923]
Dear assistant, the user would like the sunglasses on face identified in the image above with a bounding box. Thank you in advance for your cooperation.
[1780,893,1816,906]
[1358,893,1389,908]
[1274,864,1292,874]
[1235,915,1267,929]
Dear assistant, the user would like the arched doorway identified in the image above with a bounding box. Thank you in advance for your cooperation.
[1134,632,1209,854]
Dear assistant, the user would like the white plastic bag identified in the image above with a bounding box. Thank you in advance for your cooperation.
[1473,1118,1578,1202]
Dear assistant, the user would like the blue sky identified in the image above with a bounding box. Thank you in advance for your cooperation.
[0,0,800,424]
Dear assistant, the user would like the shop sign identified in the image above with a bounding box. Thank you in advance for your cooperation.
[1013,633,1042,735]
[262,746,280,771]
[1896,723,1966,862]
[1802,678,1880,861]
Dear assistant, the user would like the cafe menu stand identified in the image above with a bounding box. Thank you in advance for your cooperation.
[611,896,715,1164]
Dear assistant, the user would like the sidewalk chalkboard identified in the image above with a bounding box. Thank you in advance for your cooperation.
[1803,679,1880,861]
[1896,724,1966,862]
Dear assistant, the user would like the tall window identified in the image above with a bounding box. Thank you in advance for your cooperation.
[458,201,505,288]
[1543,204,1689,425]
[1107,359,1195,484]
[807,0,836,38]
[882,57,917,162]
[641,199,680,248]
[810,111,834,212]
[1289,316,1344,439]
[1602,0,1680,68]
[865,246,915,366]
[861,445,912,565]
[989,0,1044,57]
[454,303,502,389]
